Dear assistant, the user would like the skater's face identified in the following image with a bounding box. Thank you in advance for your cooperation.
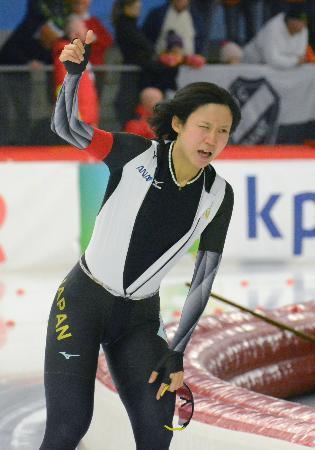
[171,103,232,169]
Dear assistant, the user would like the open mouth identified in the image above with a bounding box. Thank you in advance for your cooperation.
[198,150,213,158]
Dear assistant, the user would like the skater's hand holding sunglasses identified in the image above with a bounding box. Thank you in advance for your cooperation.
[148,349,184,400]
[148,350,194,430]
[161,383,194,431]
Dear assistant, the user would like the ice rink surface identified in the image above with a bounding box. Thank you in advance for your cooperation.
[1,255,315,449]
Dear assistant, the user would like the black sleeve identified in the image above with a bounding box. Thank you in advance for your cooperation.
[199,182,234,253]
[105,132,153,170]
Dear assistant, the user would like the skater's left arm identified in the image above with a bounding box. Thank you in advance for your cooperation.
[149,183,234,398]
[170,182,234,353]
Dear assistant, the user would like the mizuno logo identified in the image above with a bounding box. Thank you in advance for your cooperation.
[136,165,154,182]
[59,352,80,360]
[152,180,164,190]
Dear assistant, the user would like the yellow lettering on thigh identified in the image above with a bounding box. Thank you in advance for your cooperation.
[57,287,64,303]
[56,325,72,340]
[56,314,68,328]
[56,314,72,340]
[57,297,66,311]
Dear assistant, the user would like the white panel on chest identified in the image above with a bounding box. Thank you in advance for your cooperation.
[119,147,158,207]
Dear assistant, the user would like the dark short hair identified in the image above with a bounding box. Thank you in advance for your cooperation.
[285,4,307,21]
[150,82,241,140]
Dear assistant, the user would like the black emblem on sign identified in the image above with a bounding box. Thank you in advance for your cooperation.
[229,78,280,144]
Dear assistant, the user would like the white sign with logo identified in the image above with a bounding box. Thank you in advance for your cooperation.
[213,160,315,262]
[177,64,315,144]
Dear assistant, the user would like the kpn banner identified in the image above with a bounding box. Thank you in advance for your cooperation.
[214,160,315,262]
[0,163,80,271]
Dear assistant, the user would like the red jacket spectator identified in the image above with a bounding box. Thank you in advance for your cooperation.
[305,44,315,63]
[124,104,156,139]
[84,16,113,65]
[73,0,113,66]
[123,87,164,139]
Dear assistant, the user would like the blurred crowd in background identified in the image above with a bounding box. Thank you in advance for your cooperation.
[0,0,315,145]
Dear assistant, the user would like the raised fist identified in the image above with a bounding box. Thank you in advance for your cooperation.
[59,29,94,64]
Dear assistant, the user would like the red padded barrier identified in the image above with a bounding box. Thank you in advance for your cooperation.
[96,300,315,447]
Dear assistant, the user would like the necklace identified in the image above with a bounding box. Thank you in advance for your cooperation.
[168,141,204,190]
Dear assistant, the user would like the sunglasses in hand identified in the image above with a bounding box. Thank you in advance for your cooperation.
[160,382,194,431]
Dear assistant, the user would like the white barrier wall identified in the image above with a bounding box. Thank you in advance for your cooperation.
[0,163,80,271]
[0,155,314,270]
[214,159,315,262]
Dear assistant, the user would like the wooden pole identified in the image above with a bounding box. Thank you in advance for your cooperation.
[184,283,315,345]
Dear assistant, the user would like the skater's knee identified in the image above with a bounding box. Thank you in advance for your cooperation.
[40,409,93,449]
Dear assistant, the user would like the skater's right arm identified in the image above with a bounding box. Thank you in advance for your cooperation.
[51,30,119,164]
[52,31,152,167]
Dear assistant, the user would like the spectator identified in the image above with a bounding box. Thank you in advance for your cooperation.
[52,15,99,126]
[219,40,243,64]
[123,87,164,138]
[0,0,69,145]
[112,0,178,127]
[263,1,313,53]
[72,0,113,98]
[0,0,69,66]
[242,5,308,69]
[263,0,308,23]
[113,0,149,66]
[0,0,71,145]
[158,30,205,68]
[143,0,206,56]
[191,0,217,53]
[159,30,186,67]
[305,43,315,63]
[221,0,260,45]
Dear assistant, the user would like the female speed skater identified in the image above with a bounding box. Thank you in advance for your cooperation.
[39,29,241,450]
